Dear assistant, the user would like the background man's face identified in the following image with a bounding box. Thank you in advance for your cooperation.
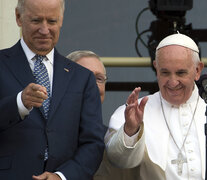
[77,57,106,103]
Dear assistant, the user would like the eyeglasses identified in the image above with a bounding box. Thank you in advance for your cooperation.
[95,74,107,84]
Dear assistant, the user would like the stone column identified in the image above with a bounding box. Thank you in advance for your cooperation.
[0,0,20,49]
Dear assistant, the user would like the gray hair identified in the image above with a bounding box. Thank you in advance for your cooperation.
[16,0,65,14]
[191,51,200,65]
[155,48,200,66]
[67,50,106,74]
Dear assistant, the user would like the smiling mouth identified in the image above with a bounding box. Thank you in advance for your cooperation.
[35,38,52,45]
[35,36,51,40]
[37,38,50,40]
[167,87,183,96]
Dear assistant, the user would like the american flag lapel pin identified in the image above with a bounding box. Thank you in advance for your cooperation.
[64,68,69,72]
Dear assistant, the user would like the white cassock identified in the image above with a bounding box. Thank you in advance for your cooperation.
[105,85,206,180]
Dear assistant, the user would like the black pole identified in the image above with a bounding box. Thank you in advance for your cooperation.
[205,105,207,180]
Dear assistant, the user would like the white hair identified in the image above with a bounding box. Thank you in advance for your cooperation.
[67,50,106,75]
[16,0,65,14]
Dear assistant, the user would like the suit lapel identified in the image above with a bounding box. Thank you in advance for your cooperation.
[3,43,74,120]
[3,41,35,88]
[3,41,48,118]
[48,50,74,119]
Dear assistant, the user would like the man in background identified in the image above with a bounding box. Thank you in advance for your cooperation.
[67,50,106,104]
[0,0,105,179]
[67,50,140,180]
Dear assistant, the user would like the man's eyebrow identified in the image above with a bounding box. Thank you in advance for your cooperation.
[160,68,169,71]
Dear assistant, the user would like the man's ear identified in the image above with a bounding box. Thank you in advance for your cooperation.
[195,62,204,81]
[153,60,157,70]
[15,8,22,27]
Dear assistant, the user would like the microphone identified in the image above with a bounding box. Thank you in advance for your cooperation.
[202,78,207,92]
[196,74,207,103]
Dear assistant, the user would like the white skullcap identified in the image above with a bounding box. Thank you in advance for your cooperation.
[156,33,199,53]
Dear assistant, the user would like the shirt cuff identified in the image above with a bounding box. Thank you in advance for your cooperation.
[55,172,67,180]
[124,131,139,147]
[17,91,30,119]
[124,123,144,147]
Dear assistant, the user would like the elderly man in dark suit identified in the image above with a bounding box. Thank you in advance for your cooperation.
[0,0,105,179]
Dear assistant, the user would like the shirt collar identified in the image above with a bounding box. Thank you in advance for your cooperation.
[186,84,199,104]
[20,38,54,65]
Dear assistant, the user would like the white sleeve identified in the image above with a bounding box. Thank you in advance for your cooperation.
[105,104,145,169]
[105,125,145,168]
[105,103,141,146]
[55,172,67,180]
[124,130,139,147]
[108,104,126,131]
[17,91,30,119]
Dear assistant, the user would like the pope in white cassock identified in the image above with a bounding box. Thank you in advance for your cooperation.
[105,33,206,180]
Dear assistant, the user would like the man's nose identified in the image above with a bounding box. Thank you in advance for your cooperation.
[168,75,179,87]
[39,22,49,34]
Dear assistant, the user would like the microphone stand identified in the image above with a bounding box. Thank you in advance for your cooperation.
[205,98,207,180]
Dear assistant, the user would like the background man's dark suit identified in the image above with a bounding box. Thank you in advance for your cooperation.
[0,41,105,179]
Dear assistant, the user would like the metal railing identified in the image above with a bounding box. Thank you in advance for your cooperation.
[101,57,207,93]
[100,57,207,67]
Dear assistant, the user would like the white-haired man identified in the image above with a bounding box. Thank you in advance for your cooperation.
[0,0,105,179]
[105,33,205,180]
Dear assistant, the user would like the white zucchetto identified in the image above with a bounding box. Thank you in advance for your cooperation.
[156,33,199,53]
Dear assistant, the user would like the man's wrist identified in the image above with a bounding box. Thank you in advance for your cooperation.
[17,91,31,119]
[55,171,67,180]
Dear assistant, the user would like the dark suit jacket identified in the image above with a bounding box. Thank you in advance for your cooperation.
[0,41,105,179]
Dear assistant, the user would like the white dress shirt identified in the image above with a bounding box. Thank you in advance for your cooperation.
[17,38,54,118]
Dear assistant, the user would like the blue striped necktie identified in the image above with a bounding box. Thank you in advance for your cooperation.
[33,55,50,119]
